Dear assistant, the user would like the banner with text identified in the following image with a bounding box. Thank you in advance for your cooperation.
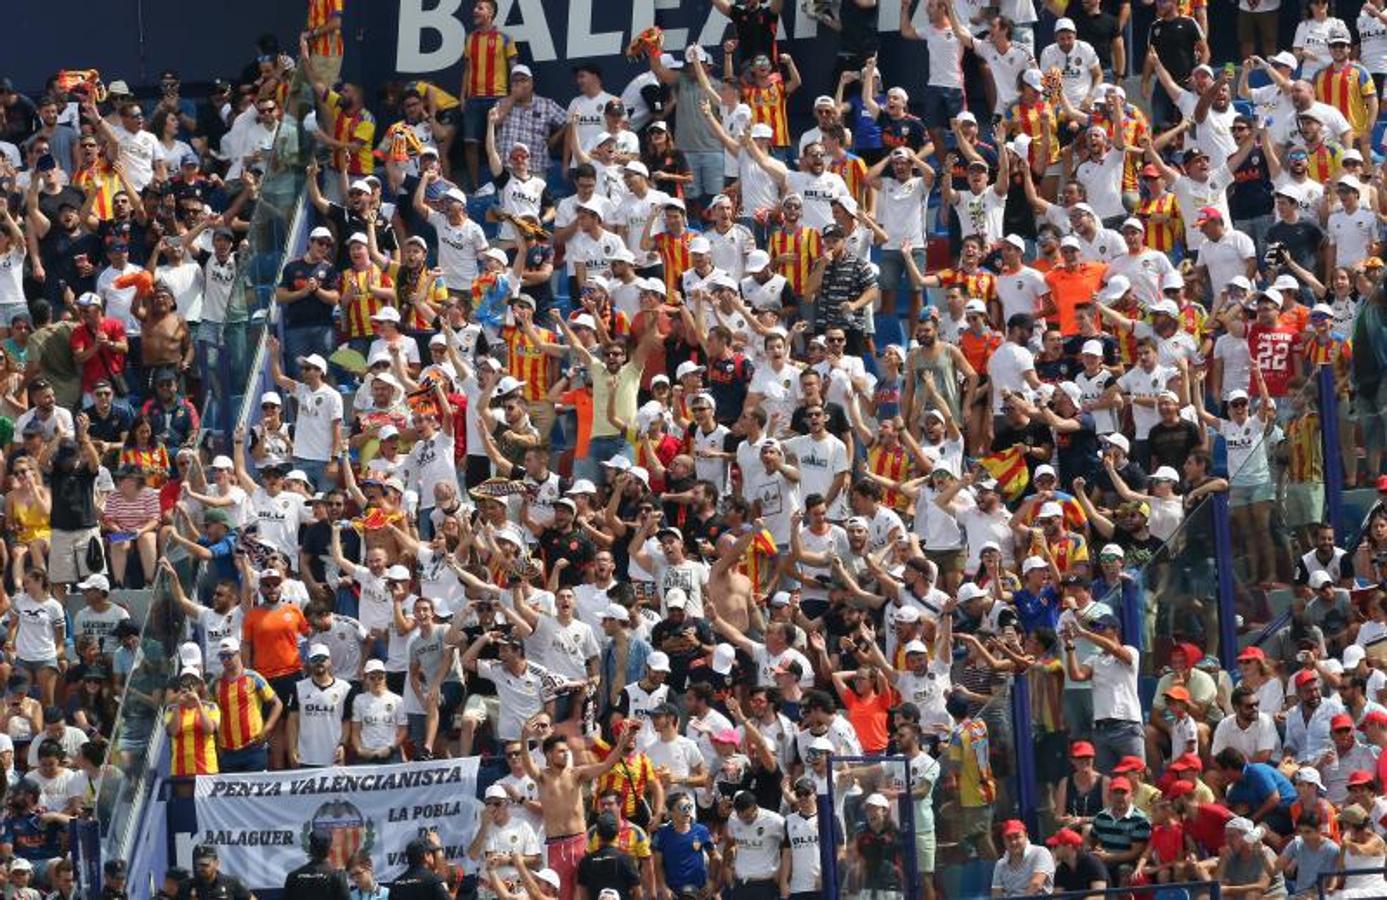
[193,757,480,888]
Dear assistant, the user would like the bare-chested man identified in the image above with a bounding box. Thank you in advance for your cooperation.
[707,530,762,635]
[133,279,191,386]
[518,717,632,900]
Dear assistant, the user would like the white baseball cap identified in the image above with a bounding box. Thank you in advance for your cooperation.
[1021,556,1050,574]
[647,651,672,672]
[712,643,737,674]
[1055,17,1076,31]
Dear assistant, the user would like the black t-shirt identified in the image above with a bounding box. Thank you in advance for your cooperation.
[839,1,881,57]
[39,228,103,302]
[50,457,97,530]
[1056,851,1110,891]
[281,861,350,900]
[538,526,595,587]
[706,353,754,426]
[1074,10,1122,71]
[1266,219,1325,274]
[387,864,451,900]
[302,519,362,584]
[789,401,850,439]
[1036,354,1081,383]
[576,845,641,899]
[279,258,341,328]
[324,203,397,269]
[649,617,714,691]
[643,148,691,199]
[97,217,152,266]
[37,186,85,225]
[1112,525,1165,569]
[1145,418,1202,472]
[1229,148,1274,220]
[175,873,253,900]
[1148,16,1203,83]
[992,419,1054,476]
[878,114,928,152]
[728,6,780,63]
[1054,412,1102,485]
[83,402,134,447]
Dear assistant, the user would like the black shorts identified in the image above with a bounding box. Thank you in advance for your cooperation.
[268,673,299,707]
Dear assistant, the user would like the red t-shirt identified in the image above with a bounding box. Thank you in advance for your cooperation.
[70,318,127,394]
[1185,802,1234,856]
[841,688,895,754]
[1247,323,1300,397]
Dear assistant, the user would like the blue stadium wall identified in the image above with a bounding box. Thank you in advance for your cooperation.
[12,0,1260,115]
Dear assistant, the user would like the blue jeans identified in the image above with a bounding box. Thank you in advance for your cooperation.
[588,434,632,486]
[219,743,268,773]
[685,150,724,200]
[283,324,334,380]
[292,457,329,491]
[1235,213,1276,259]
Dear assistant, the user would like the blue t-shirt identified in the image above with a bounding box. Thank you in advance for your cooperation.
[199,534,240,584]
[1014,585,1061,634]
[1226,762,1296,812]
[1,810,65,860]
[651,821,713,889]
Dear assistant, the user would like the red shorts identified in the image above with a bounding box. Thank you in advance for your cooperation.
[546,832,587,900]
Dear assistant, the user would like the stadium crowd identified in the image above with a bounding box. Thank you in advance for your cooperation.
[5,0,1387,897]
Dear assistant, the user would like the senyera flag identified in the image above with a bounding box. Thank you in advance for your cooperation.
[978,445,1030,501]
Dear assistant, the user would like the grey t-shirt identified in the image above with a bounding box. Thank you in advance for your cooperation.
[1282,836,1340,895]
[990,843,1056,896]
[673,73,721,153]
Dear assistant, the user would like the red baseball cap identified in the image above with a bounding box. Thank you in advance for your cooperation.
[1361,710,1387,730]
[1165,780,1196,800]
[1001,819,1027,837]
[1348,770,1376,788]
[1113,756,1146,774]
[1140,163,1162,179]
[1110,776,1133,793]
[1169,752,1204,773]
[1237,646,1266,662]
[1070,741,1096,758]
[1294,669,1320,689]
[1194,206,1223,226]
[1377,474,1387,492]
[1046,827,1085,848]
[1332,713,1356,732]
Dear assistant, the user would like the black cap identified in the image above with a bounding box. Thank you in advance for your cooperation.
[1060,573,1090,589]
[603,99,626,116]
[159,69,180,82]
[192,844,218,861]
[1183,147,1208,164]
[733,790,759,812]
[0,78,12,93]
[821,224,845,239]
[793,776,816,793]
[114,621,140,638]
[84,667,109,681]
[42,705,64,723]
[104,859,128,877]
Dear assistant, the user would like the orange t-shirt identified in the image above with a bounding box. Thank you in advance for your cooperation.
[560,386,594,459]
[1044,262,1108,336]
[243,603,309,680]
[841,687,894,754]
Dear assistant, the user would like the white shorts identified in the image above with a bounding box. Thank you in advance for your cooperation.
[49,526,101,586]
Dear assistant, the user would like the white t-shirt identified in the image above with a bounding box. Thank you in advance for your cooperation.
[1088,646,1142,722]
[528,616,599,682]
[1177,90,1239,169]
[12,593,64,661]
[1075,368,1119,434]
[427,211,488,291]
[996,266,1050,324]
[113,125,159,191]
[567,91,617,155]
[706,223,755,280]
[738,150,781,214]
[402,430,456,508]
[691,423,731,492]
[566,227,625,282]
[351,689,406,752]
[785,433,850,519]
[785,810,824,893]
[0,247,25,309]
[796,524,850,602]
[1210,712,1282,760]
[877,176,929,250]
[292,676,352,767]
[195,606,243,678]
[1295,17,1348,80]
[1221,417,1275,487]
[646,733,705,783]
[1172,168,1234,249]
[1075,227,1125,263]
[1075,150,1127,221]
[1104,249,1176,308]
[200,253,237,325]
[1362,10,1387,72]
[727,809,786,880]
[476,659,561,741]
[988,342,1036,413]
[97,262,145,335]
[611,188,670,269]
[785,170,849,231]
[249,487,305,562]
[976,41,1036,115]
[1328,207,1377,269]
[1117,363,1178,439]
[922,24,965,89]
[749,363,803,431]
[1196,228,1255,292]
[743,468,800,547]
[1212,332,1254,401]
[291,382,343,462]
[952,188,1006,245]
[74,603,130,658]
[751,642,814,688]
[1039,40,1101,108]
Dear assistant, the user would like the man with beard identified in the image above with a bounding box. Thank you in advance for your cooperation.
[903,316,977,437]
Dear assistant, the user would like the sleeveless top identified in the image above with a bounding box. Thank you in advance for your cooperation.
[11,495,50,544]
[1341,847,1387,897]
[908,347,961,422]
[1064,772,1105,821]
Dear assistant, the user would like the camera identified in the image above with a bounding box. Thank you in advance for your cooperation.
[1263,242,1287,269]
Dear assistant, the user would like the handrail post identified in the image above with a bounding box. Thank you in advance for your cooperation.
[1213,492,1239,670]
[1318,366,1345,541]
